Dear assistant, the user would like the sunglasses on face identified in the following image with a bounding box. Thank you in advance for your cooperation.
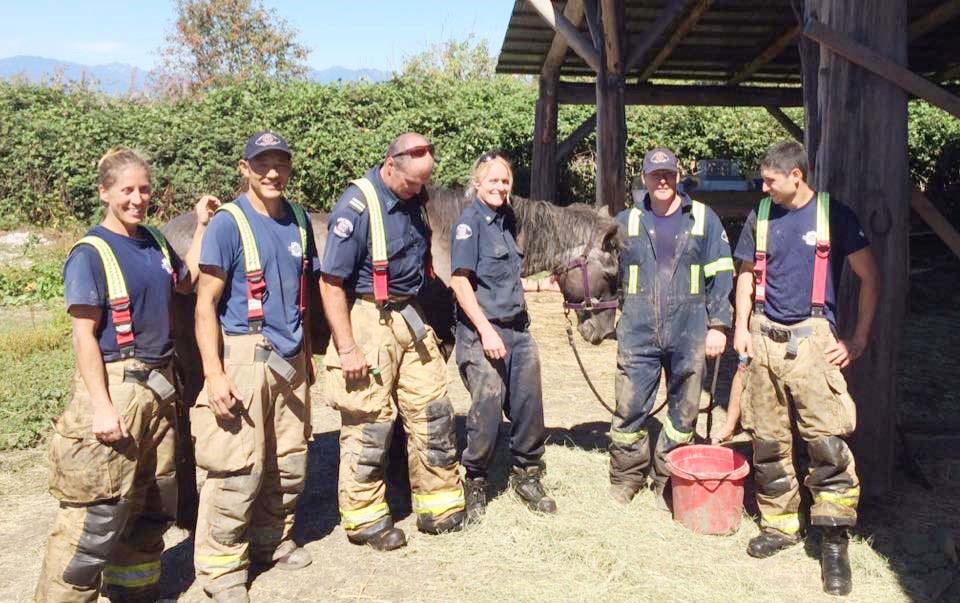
[392,143,435,159]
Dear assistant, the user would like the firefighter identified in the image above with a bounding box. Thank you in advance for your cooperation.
[36,148,212,602]
[609,147,734,508]
[321,132,465,551]
[192,132,320,602]
[733,140,879,596]
[450,151,556,521]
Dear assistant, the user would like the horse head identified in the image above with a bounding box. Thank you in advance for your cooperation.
[551,222,623,345]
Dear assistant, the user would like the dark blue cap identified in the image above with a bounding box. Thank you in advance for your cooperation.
[642,147,678,174]
[243,131,291,160]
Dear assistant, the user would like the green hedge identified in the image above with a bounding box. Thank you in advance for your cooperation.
[1,77,958,226]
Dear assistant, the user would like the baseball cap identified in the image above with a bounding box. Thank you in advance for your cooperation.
[243,131,291,160]
[642,147,679,173]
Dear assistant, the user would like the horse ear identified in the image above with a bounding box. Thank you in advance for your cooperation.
[600,223,623,253]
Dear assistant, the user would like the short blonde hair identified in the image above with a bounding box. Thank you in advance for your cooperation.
[97,147,149,189]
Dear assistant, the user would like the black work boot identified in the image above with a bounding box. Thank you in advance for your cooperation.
[464,476,489,523]
[510,465,557,514]
[347,519,407,552]
[747,529,800,559]
[821,527,852,596]
[418,509,466,535]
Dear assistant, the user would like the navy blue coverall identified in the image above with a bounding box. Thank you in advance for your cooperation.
[451,198,546,477]
[610,194,734,489]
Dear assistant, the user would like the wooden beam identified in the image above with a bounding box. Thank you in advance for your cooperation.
[541,0,586,77]
[765,106,804,142]
[557,113,597,160]
[623,0,695,74]
[594,0,627,214]
[727,24,801,86]
[803,18,960,120]
[601,0,624,73]
[638,0,713,82]
[909,0,960,40]
[527,0,602,73]
[531,74,559,201]
[557,82,803,106]
[911,189,960,260]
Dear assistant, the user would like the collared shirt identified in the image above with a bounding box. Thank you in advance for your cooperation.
[450,197,526,322]
[321,165,429,296]
[65,225,185,364]
[734,195,869,326]
[200,194,321,357]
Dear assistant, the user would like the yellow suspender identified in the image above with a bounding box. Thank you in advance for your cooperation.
[72,236,128,303]
[350,177,390,302]
[626,207,642,295]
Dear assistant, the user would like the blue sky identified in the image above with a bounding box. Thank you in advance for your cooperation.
[1,1,516,71]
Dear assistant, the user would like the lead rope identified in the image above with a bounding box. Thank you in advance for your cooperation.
[564,312,616,414]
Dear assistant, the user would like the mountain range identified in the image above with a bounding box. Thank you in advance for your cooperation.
[0,55,392,95]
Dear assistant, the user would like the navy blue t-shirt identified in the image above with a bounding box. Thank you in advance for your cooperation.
[200,195,322,357]
[651,206,685,313]
[64,225,185,364]
[321,165,430,296]
[450,198,526,322]
[734,194,869,326]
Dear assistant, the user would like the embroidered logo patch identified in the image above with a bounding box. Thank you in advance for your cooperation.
[455,223,473,240]
[721,230,729,243]
[255,133,280,146]
[803,230,818,246]
[288,241,303,257]
[333,217,354,239]
[651,151,670,164]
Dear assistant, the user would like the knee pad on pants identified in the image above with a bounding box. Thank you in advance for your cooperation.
[753,439,794,498]
[209,473,261,546]
[425,397,457,468]
[806,436,853,491]
[356,422,393,483]
[278,451,308,512]
[62,500,132,587]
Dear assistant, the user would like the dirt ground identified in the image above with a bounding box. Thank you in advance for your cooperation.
[2,292,960,602]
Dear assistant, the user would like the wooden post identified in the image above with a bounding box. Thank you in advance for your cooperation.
[799,2,821,175]
[531,73,559,201]
[808,0,909,498]
[595,0,627,213]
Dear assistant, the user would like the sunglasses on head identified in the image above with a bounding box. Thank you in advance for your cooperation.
[478,150,510,163]
[392,143,435,159]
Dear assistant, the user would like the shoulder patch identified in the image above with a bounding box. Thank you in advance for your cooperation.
[348,197,366,214]
[721,230,729,243]
[455,223,473,240]
[333,217,354,239]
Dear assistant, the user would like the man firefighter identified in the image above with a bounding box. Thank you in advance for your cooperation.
[320,132,466,551]
[609,147,734,507]
[193,132,319,602]
[733,140,879,596]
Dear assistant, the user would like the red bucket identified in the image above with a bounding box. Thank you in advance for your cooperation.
[665,444,750,535]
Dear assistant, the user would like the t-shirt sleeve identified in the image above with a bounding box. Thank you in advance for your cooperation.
[733,210,758,263]
[200,211,241,274]
[305,213,323,275]
[833,202,870,257]
[450,214,479,274]
[321,185,368,280]
[63,245,107,310]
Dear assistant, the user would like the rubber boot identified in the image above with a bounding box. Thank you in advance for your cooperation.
[418,510,466,535]
[273,545,313,571]
[510,465,557,514]
[651,480,671,512]
[821,527,852,596]
[211,585,250,603]
[464,476,488,523]
[609,483,640,505]
[347,518,407,552]
[747,529,800,559]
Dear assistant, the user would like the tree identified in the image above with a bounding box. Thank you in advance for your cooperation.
[400,35,497,82]
[156,0,309,94]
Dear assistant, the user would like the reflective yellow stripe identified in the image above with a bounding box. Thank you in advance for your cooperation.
[627,265,639,295]
[814,486,860,508]
[756,197,772,253]
[102,560,161,587]
[609,429,646,445]
[663,415,693,444]
[691,200,706,236]
[412,487,465,517]
[72,236,128,301]
[195,553,244,568]
[288,201,309,256]
[352,178,387,264]
[816,192,830,242]
[690,264,701,295]
[627,207,642,237]
[218,203,261,272]
[340,501,389,529]
[141,225,172,267]
[762,512,801,535]
[703,257,734,277]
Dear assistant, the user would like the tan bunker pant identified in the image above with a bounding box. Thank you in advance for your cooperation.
[192,333,310,595]
[325,299,464,537]
[36,359,178,603]
[742,314,860,538]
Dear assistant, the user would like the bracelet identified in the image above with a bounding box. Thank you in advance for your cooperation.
[337,344,356,355]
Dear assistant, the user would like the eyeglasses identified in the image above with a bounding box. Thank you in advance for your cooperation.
[392,144,435,159]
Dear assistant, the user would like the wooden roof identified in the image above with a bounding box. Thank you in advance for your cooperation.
[496,0,960,86]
